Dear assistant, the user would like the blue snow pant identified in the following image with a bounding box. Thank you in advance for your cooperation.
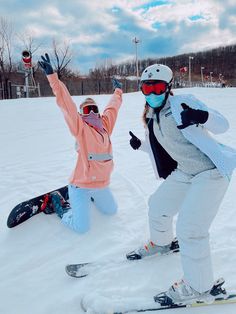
[61,184,118,233]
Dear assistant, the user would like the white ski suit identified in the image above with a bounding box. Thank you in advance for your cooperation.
[138,94,236,293]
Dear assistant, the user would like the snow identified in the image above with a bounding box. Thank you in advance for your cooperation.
[1,87,236,314]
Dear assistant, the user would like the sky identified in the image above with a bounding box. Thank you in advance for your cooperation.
[1,0,236,74]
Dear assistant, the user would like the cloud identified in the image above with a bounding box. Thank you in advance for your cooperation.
[0,0,235,73]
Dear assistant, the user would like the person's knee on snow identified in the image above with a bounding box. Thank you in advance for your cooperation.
[92,187,118,216]
[61,209,90,234]
[74,222,90,234]
[96,201,118,215]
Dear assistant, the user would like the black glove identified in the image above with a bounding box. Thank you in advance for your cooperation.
[129,131,141,150]
[38,53,54,75]
[177,103,209,130]
[112,77,123,90]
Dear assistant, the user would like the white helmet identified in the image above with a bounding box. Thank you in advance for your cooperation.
[140,64,173,84]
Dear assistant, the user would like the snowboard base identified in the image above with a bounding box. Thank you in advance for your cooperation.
[7,185,68,228]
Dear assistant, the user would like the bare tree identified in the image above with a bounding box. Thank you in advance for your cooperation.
[17,31,42,57]
[0,17,14,80]
[51,39,73,79]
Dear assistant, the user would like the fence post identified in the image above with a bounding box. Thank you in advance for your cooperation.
[98,81,101,94]
[0,81,3,99]
[37,82,41,97]
[81,81,84,95]
[4,79,9,99]
[8,80,12,99]
[124,79,127,93]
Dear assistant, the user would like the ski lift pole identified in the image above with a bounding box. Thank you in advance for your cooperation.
[132,37,140,91]
[24,69,29,98]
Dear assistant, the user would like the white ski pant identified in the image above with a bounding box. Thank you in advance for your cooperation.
[61,185,117,233]
[148,168,229,293]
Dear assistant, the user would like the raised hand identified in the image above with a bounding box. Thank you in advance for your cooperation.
[177,103,209,130]
[38,53,54,75]
[112,77,123,90]
[129,131,141,150]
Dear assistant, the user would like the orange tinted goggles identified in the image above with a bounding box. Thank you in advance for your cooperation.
[81,104,99,115]
[141,81,168,96]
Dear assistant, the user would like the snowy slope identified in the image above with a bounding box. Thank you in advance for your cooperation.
[0,87,236,314]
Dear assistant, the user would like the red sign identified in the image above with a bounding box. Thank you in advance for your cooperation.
[180,67,188,73]
[22,50,32,69]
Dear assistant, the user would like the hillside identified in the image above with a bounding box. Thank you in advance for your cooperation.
[1,87,236,313]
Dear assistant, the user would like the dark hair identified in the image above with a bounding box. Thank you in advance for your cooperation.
[142,102,150,126]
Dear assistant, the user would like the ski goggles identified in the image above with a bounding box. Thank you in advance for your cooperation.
[140,81,168,96]
[81,104,99,115]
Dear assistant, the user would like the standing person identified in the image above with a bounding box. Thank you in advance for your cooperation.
[126,63,236,305]
[38,53,123,234]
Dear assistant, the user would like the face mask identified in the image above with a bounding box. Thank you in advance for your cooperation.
[81,111,104,133]
[145,93,166,108]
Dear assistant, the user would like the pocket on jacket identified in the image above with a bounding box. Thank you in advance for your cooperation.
[88,159,113,182]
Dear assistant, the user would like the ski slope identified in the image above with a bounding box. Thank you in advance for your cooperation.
[0,87,236,314]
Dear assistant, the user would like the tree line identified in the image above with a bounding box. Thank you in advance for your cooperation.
[0,15,236,99]
[90,45,236,86]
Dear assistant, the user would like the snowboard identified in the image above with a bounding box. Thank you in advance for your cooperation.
[7,185,69,228]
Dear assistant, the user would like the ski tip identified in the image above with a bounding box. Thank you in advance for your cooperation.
[80,293,114,314]
[65,265,75,277]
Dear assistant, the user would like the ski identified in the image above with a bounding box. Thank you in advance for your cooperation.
[66,238,179,278]
[80,278,236,313]
[65,252,177,278]
[65,260,127,278]
[113,295,236,313]
[81,292,236,313]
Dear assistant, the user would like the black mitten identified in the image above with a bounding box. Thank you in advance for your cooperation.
[38,53,54,75]
[112,77,123,90]
[177,103,209,129]
[129,131,141,150]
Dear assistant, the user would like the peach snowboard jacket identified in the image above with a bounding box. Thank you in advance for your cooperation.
[47,73,122,188]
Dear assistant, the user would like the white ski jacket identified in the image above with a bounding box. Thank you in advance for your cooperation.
[139,94,236,179]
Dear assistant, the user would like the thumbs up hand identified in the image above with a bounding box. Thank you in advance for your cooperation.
[177,103,209,130]
[129,131,141,150]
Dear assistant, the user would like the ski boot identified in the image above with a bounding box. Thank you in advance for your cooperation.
[126,238,179,260]
[154,277,227,306]
[41,191,70,218]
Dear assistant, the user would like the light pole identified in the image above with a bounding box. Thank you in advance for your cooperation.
[188,56,194,87]
[201,66,205,86]
[210,71,213,85]
[219,73,222,83]
[132,36,140,90]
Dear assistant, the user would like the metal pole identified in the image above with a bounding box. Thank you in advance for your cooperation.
[135,42,138,82]
[188,57,191,87]
[188,56,194,87]
[201,66,204,85]
[210,72,213,85]
[37,82,41,97]
[25,70,29,98]
[133,37,140,91]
